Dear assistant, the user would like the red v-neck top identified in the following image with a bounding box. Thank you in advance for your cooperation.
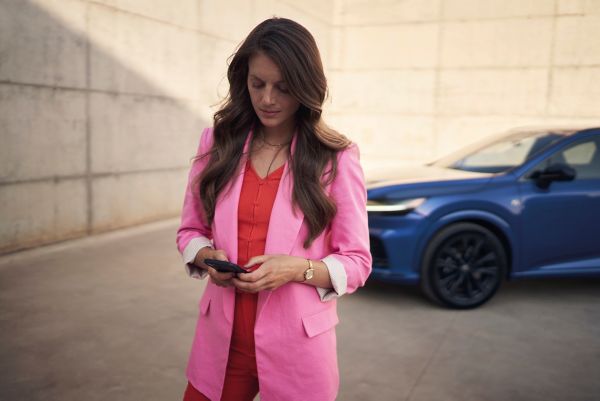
[237,159,285,271]
[227,159,285,370]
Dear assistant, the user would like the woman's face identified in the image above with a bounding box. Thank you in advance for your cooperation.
[247,52,300,134]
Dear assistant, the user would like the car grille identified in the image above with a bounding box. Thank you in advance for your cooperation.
[370,236,389,268]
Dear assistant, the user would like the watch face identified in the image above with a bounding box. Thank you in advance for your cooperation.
[305,269,314,280]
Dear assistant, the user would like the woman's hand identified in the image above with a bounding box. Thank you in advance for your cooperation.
[232,254,305,293]
[194,247,235,287]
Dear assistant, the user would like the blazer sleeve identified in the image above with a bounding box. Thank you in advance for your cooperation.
[176,127,214,279]
[319,143,372,300]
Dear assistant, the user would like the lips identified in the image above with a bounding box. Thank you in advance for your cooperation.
[260,109,281,117]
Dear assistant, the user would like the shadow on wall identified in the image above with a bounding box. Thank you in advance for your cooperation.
[0,1,216,254]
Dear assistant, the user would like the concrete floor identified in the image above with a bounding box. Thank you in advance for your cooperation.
[1,220,599,401]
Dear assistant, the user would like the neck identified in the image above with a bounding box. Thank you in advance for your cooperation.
[260,124,294,145]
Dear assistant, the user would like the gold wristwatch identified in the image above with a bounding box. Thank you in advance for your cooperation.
[303,259,315,281]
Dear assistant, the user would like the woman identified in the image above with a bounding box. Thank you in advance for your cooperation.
[176,17,371,401]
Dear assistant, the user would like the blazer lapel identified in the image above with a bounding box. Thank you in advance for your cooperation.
[263,162,304,255]
[213,129,253,324]
[257,133,305,320]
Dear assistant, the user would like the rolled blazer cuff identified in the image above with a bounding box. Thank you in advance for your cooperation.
[316,255,348,301]
[182,237,213,279]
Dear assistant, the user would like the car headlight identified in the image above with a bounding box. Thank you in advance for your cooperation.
[366,197,426,214]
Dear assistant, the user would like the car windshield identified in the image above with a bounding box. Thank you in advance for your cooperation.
[431,130,570,173]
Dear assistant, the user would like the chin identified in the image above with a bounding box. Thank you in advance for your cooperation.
[258,118,284,128]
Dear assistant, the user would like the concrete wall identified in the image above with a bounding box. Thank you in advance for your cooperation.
[2,0,600,253]
[326,0,600,173]
[0,0,334,254]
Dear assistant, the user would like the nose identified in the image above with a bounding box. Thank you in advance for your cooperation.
[262,86,276,105]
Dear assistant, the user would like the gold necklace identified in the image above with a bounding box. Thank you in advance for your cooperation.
[253,130,288,177]
[264,144,286,177]
[261,131,291,148]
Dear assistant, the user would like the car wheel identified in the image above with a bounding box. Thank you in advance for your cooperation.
[420,222,507,309]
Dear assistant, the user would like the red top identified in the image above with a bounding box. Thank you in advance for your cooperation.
[237,159,285,272]
[217,159,285,399]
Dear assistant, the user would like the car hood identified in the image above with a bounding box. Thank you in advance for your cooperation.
[366,165,494,199]
[366,164,492,185]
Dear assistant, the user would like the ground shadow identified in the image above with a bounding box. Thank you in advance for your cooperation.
[361,275,600,308]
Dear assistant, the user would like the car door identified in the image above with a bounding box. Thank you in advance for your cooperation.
[516,134,600,276]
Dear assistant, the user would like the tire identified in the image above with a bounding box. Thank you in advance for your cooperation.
[420,222,507,309]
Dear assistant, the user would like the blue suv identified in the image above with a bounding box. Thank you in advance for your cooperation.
[367,127,600,308]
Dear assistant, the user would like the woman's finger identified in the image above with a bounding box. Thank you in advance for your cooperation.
[198,249,228,270]
[236,266,267,282]
[232,276,270,293]
[213,270,234,281]
[208,267,234,287]
[212,249,228,261]
[244,254,271,268]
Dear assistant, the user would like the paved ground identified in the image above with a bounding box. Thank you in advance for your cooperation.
[1,220,599,401]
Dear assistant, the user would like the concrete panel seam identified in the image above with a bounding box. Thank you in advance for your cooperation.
[329,67,436,72]
[553,64,600,70]
[0,167,190,187]
[332,14,562,28]
[327,65,600,73]
[332,20,439,28]
[545,0,559,115]
[85,1,93,235]
[326,111,600,119]
[0,81,197,102]
[404,313,460,401]
[433,0,444,156]
[327,111,435,117]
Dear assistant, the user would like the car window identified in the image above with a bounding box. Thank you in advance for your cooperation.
[437,131,566,173]
[536,136,600,180]
[458,136,537,169]
[563,141,596,164]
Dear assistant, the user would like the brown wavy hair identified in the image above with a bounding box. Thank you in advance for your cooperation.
[197,17,351,248]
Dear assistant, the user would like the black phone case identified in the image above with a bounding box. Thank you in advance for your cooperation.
[203,258,247,274]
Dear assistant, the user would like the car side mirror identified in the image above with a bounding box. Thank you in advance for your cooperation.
[530,162,576,189]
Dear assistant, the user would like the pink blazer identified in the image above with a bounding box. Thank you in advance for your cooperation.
[176,127,371,401]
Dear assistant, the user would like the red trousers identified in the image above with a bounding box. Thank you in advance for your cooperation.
[183,291,259,401]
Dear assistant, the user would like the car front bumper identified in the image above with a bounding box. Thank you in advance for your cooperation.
[368,212,427,285]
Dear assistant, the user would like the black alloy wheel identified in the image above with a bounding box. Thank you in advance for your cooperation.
[420,222,507,309]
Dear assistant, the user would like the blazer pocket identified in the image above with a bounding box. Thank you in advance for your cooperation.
[302,307,339,338]
[199,293,211,315]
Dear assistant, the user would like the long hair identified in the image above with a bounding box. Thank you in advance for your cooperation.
[197,17,351,248]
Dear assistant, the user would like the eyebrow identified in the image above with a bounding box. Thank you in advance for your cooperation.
[248,74,286,84]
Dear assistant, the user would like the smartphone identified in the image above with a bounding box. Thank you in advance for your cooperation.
[203,258,247,274]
